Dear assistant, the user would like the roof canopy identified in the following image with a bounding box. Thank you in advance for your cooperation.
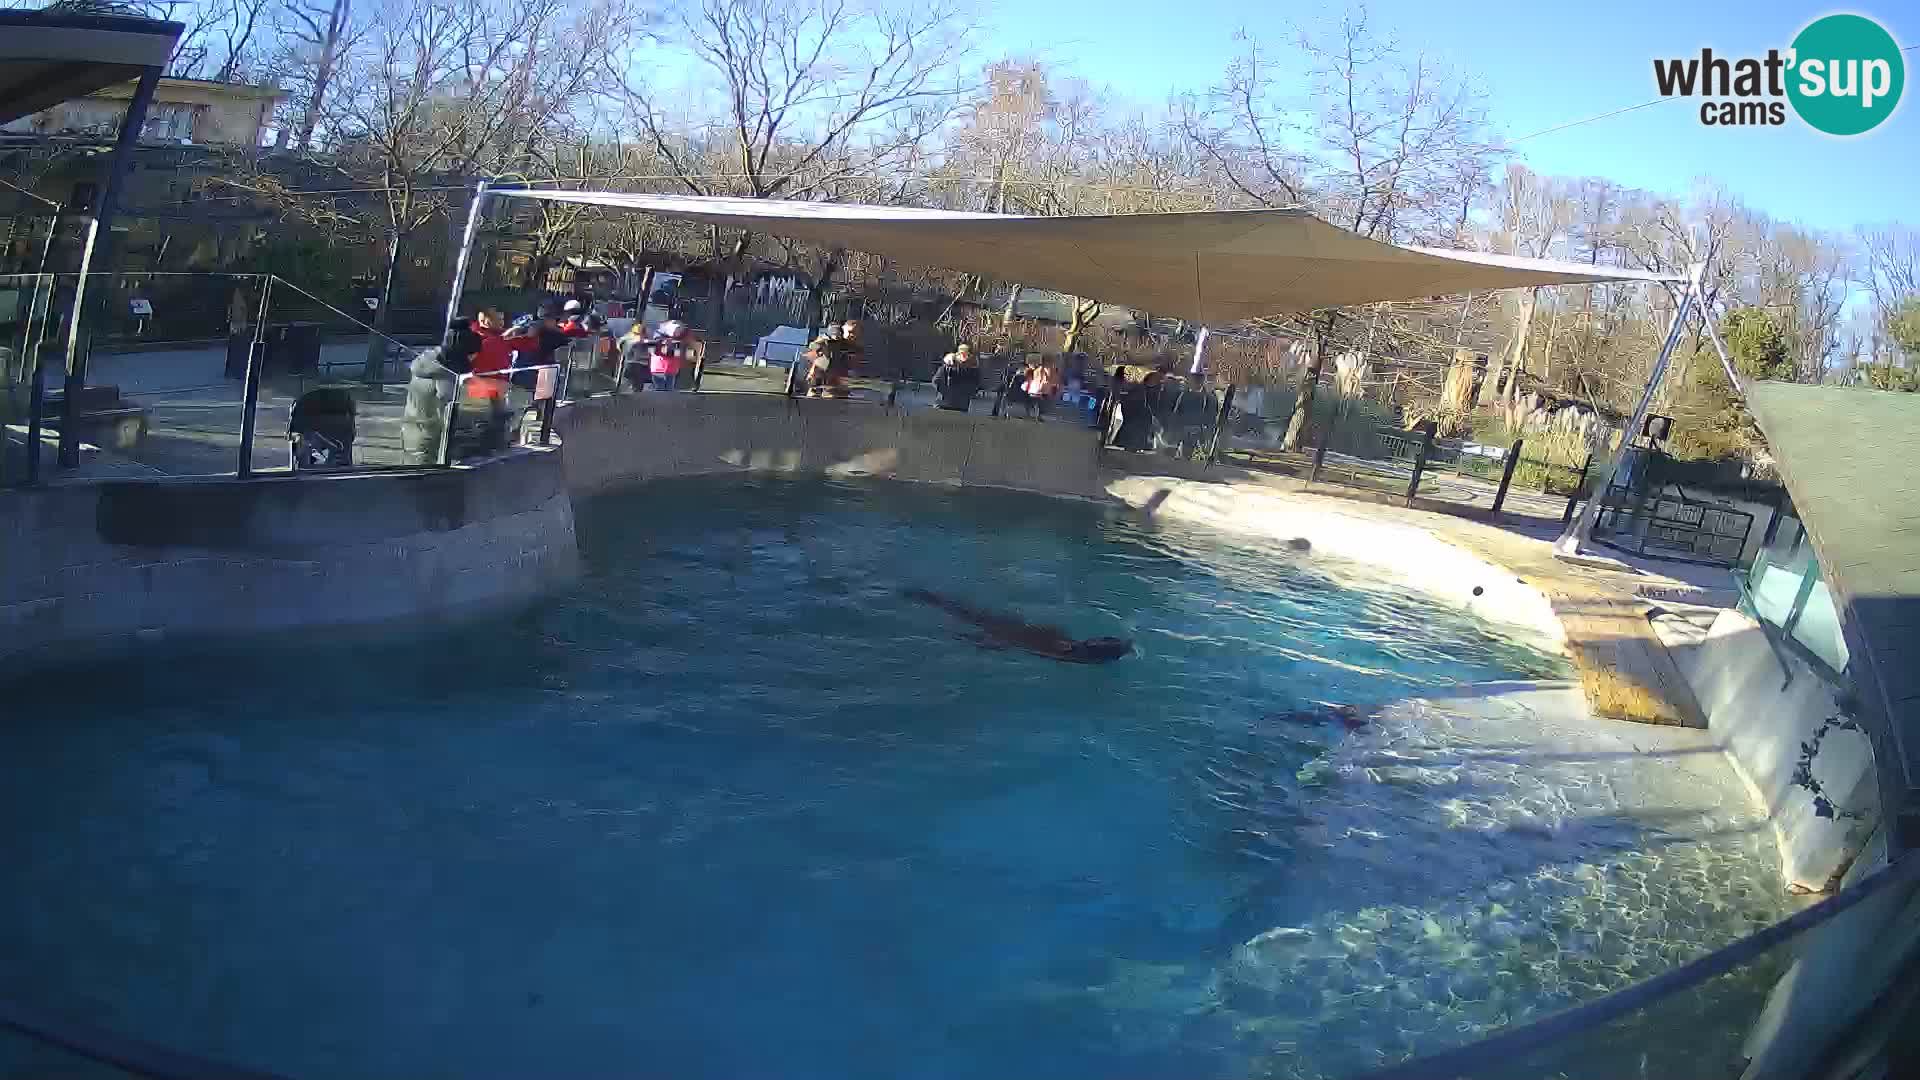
[0,11,183,129]
[490,189,1680,324]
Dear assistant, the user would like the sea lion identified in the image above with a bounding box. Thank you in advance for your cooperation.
[904,588,1132,664]
[1264,703,1369,731]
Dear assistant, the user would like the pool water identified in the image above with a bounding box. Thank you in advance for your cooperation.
[0,479,1789,1079]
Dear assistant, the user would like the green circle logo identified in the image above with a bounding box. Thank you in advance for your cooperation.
[1787,14,1904,136]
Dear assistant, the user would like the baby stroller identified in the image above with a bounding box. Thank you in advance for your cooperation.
[288,387,356,471]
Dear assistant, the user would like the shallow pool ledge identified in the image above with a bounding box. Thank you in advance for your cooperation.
[1105,474,1566,656]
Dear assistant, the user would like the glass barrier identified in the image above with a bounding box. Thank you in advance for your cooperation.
[258,276,420,471]
[1745,512,1850,675]
[0,271,56,486]
[20,272,265,478]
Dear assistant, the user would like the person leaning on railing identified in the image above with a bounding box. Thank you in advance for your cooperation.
[933,343,983,411]
[805,319,863,398]
[400,319,481,465]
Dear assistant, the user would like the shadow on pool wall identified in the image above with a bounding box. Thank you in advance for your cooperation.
[554,392,1105,500]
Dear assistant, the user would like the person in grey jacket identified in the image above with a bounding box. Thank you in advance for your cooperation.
[400,319,482,464]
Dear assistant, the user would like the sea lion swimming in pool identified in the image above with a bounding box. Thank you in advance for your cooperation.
[904,588,1132,664]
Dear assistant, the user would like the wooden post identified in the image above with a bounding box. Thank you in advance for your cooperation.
[1491,438,1524,516]
[1405,425,1435,507]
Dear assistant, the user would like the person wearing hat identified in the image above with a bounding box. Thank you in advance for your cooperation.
[558,298,593,338]
[505,301,575,382]
[805,318,863,398]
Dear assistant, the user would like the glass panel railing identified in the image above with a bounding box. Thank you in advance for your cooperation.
[1788,573,1851,674]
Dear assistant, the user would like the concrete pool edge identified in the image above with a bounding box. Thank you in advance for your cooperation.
[0,447,580,683]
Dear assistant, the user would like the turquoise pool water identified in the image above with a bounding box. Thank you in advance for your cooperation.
[0,479,1789,1079]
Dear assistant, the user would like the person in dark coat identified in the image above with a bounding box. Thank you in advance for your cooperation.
[933,343,983,411]
[400,319,482,464]
[1112,367,1165,451]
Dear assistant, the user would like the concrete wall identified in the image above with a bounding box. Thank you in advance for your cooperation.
[0,448,579,679]
[557,392,1104,499]
[1677,608,1878,892]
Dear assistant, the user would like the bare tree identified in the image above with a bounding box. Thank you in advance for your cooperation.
[609,0,972,334]
[275,0,355,151]
[1188,10,1499,448]
[235,0,631,377]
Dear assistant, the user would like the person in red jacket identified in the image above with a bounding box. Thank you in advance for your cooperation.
[471,308,513,376]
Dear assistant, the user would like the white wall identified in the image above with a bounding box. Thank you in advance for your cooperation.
[1679,608,1878,892]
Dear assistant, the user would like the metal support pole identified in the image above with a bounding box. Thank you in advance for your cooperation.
[22,212,62,485]
[1189,326,1210,376]
[439,400,457,466]
[236,276,273,477]
[537,396,556,446]
[1491,438,1524,516]
[1405,425,1435,507]
[1555,263,1703,558]
[1209,384,1236,463]
[442,181,491,330]
[58,66,159,468]
[991,376,1009,417]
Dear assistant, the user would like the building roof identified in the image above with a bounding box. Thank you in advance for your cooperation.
[0,10,183,128]
[486,189,1682,325]
[1746,382,1920,850]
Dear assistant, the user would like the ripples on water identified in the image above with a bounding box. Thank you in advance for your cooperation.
[0,478,1790,1079]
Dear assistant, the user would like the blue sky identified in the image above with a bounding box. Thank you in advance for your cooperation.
[992,0,1916,234]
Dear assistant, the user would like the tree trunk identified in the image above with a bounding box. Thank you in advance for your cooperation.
[804,252,841,337]
[295,0,350,151]
[1541,306,1559,382]
[363,228,402,381]
[1062,297,1099,353]
[1001,283,1022,330]
[1509,288,1539,405]
[1281,312,1337,450]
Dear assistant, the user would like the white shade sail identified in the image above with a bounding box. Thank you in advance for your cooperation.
[490,189,1679,324]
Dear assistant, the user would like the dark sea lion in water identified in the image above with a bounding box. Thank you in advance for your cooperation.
[1265,703,1368,731]
[904,588,1132,664]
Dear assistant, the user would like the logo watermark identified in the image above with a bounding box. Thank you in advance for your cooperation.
[1652,13,1904,135]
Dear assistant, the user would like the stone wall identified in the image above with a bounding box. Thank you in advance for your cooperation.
[556,392,1104,499]
[0,448,579,680]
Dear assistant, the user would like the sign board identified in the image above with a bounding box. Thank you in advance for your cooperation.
[129,298,153,316]
[362,297,379,311]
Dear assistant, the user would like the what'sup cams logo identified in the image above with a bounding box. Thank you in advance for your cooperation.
[1653,13,1904,135]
